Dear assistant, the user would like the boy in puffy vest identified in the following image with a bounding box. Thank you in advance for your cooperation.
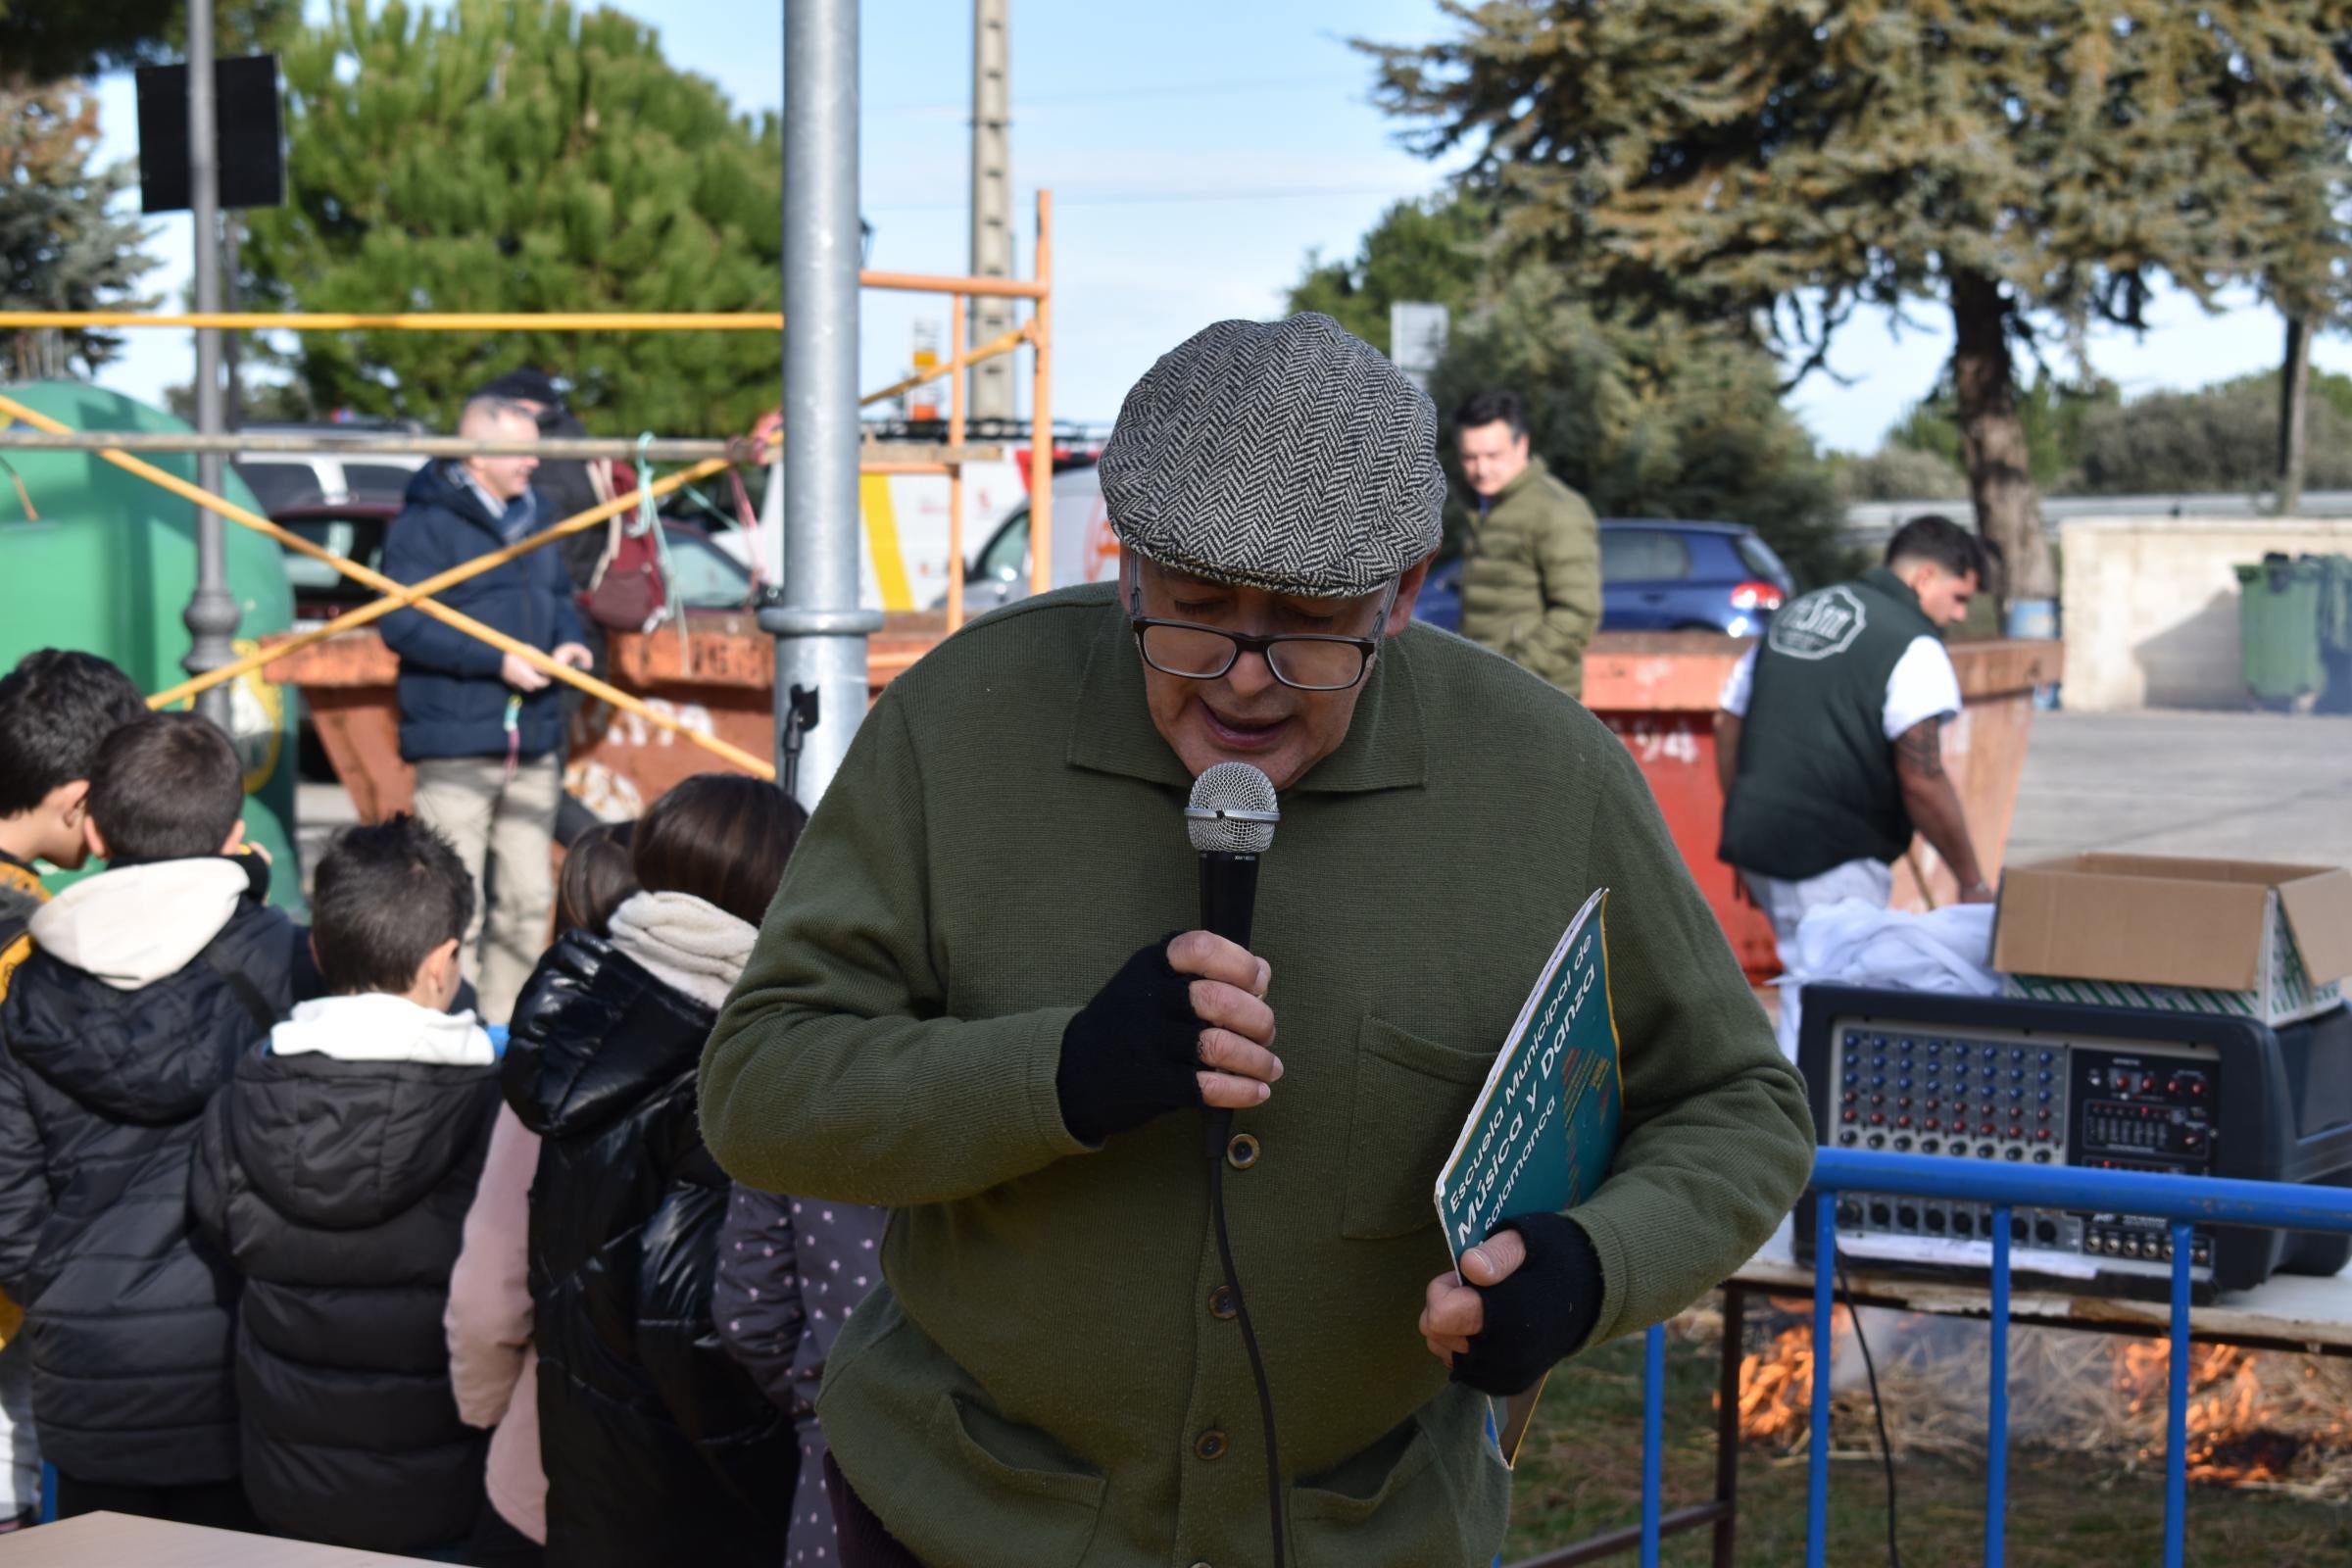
[193,815,503,1554]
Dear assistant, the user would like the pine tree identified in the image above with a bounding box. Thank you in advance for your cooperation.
[237,0,784,436]
[0,81,159,380]
[0,1,299,83]
[1363,2,2352,604]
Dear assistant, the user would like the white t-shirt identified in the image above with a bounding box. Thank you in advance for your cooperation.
[1718,636,1961,741]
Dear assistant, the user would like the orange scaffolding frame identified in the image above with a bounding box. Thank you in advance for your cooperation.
[0,191,1058,770]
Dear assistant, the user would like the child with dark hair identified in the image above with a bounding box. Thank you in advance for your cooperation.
[444,818,636,1567]
[0,712,309,1529]
[554,820,636,941]
[193,814,501,1555]
[0,648,145,1531]
[0,649,147,992]
[501,775,805,1568]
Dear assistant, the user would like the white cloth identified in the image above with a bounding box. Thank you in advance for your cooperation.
[1772,899,2001,1061]
[1718,636,1962,740]
[26,858,248,991]
[270,993,496,1066]
[1742,859,1894,950]
[608,891,756,1011]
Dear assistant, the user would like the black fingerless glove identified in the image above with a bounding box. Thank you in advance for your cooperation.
[1055,938,1204,1145]
[1448,1211,1606,1397]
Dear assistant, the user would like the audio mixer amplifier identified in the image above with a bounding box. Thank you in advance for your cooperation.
[1794,987,2352,1301]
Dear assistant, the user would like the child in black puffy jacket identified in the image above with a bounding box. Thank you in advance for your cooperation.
[193,814,502,1554]
[0,714,310,1531]
[504,775,805,1568]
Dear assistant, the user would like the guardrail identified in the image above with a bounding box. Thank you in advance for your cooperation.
[1534,1150,2352,1568]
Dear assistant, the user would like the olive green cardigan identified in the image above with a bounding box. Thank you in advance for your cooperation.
[703,585,1812,1568]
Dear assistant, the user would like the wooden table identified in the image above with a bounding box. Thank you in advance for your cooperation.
[0,1512,430,1565]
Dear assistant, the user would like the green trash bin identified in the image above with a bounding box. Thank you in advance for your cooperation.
[2234,554,2326,710]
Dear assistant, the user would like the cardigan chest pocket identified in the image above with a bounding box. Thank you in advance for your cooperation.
[1340,1014,1498,1241]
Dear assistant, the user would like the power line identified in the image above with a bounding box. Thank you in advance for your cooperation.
[866,182,1423,214]
[866,74,1361,116]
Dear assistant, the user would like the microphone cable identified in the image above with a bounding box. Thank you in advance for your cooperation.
[1205,1104,1287,1568]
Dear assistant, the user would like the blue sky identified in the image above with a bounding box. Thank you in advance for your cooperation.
[86,0,2352,453]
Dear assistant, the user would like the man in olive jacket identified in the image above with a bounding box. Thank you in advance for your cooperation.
[1454,389,1603,698]
[702,315,1813,1568]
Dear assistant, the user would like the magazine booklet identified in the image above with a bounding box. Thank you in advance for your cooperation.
[1432,885,1624,1465]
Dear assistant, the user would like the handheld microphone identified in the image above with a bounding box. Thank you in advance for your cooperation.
[1186,760,1280,944]
[1182,760,1286,1566]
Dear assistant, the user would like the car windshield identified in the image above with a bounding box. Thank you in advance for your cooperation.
[1736,532,1792,588]
[666,530,754,610]
[977,509,1030,581]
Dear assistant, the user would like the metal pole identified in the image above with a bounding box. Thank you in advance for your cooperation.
[968,0,1014,422]
[763,0,880,808]
[948,293,967,632]
[222,215,243,430]
[184,3,238,731]
[1026,190,1053,598]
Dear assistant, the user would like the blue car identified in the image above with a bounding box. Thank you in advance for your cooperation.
[1414,519,1793,638]
[1597,519,1792,635]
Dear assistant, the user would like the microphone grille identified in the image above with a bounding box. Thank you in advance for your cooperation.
[1186,761,1279,854]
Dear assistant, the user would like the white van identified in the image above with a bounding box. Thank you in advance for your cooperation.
[744,459,1111,614]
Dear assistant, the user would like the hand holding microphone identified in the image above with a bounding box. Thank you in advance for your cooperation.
[1054,762,1286,1146]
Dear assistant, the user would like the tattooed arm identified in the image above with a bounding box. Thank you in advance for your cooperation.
[1893,717,1992,901]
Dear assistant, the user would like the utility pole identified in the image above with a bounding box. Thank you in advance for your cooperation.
[183,0,238,732]
[968,0,1014,423]
[762,0,879,809]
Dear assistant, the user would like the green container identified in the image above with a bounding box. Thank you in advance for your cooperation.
[0,380,303,909]
[2234,555,2326,709]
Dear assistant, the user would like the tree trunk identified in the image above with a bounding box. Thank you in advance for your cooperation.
[2278,314,2312,515]
[1949,270,2058,605]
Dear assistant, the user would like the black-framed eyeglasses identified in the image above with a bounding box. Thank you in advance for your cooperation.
[1127,578,1396,692]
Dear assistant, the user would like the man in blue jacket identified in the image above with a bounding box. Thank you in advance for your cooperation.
[381,395,591,1022]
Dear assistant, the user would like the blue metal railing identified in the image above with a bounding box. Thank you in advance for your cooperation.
[1557,1151,2352,1568]
[1788,1150,2352,1568]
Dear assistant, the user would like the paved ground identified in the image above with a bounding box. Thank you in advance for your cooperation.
[2005,710,2352,868]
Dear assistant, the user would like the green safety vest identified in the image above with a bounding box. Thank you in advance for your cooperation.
[1719,566,1941,882]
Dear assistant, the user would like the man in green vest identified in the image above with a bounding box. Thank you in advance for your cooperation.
[1453,389,1602,698]
[703,314,1813,1568]
[1715,514,1995,954]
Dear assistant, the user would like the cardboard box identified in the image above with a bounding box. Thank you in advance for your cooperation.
[1993,854,2352,1027]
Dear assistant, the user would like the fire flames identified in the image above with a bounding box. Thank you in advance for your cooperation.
[1725,1308,2352,1493]
[1733,1310,1846,1447]
[2113,1343,2350,1487]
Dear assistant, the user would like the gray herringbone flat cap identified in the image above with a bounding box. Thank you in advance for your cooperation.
[1098,313,1444,598]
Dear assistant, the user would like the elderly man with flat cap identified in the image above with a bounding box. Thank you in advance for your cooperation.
[703,315,1813,1568]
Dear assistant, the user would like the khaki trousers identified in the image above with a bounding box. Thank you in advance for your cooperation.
[412,754,562,1023]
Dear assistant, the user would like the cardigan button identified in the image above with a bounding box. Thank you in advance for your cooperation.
[1194,1429,1229,1461]
[1225,1133,1260,1171]
[1208,1284,1238,1320]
